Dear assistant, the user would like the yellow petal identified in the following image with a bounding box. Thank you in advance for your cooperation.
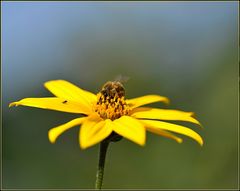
[80,118,112,149]
[112,116,146,146]
[126,95,169,109]
[147,128,183,143]
[131,108,201,126]
[48,117,86,143]
[140,120,203,146]
[44,80,97,109]
[9,97,91,114]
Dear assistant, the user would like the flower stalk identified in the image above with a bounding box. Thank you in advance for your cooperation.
[95,140,110,189]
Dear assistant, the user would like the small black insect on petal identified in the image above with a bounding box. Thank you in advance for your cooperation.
[62,100,68,104]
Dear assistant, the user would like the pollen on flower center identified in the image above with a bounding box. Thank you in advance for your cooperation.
[94,81,130,120]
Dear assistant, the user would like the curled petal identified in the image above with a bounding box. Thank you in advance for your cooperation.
[9,97,91,114]
[112,116,146,146]
[48,117,86,143]
[131,108,201,126]
[126,95,169,109]
[141,120,203,146]
[147,128,183,143]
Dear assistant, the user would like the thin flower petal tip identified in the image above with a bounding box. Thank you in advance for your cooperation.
[9,102,17,107]
[163,97,170,105]
[48,130,56,143]
[173,136,183,144]
[184,112,203,128]
[175,131,203,146]
[195,135,204,146]
[9,100,24,107]
[189,112,203,128]
[176,138,183,144]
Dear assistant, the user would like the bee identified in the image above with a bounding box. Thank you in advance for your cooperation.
[100,76,128,98]
[101,81,125,98]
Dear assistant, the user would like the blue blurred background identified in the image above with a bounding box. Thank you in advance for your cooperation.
[2,2,238,189]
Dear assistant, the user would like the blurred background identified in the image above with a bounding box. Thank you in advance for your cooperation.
[2,2,238,189]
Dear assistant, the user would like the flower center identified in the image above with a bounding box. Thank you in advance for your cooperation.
[94,81,130,120]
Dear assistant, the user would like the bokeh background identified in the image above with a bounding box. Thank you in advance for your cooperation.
[2,2,238,189]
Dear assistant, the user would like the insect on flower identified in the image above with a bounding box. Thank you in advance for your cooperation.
[9,79,203,149]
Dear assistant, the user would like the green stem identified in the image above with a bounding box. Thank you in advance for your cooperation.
[95,140,109,189]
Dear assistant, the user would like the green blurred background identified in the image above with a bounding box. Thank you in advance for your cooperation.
[2,2,238,189]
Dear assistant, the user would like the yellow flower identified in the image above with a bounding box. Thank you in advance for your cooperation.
[9,80,203,149]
